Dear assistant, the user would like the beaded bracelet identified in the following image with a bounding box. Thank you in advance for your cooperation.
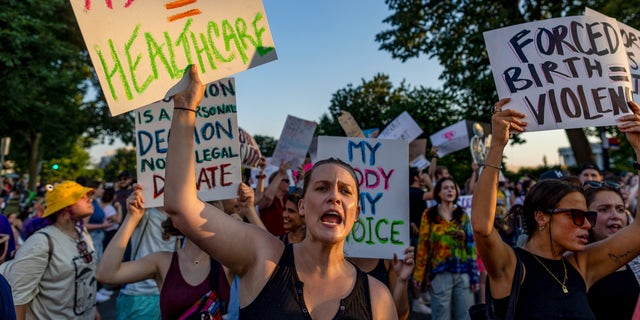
[174,107,196,113]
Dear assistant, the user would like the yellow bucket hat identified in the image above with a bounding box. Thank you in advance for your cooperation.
[43,181,94,218]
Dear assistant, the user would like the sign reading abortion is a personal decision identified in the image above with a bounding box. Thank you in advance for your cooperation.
[484,15,633,131]
[135,78,241,208]
[317,136,409,259]
[69,0,277,116]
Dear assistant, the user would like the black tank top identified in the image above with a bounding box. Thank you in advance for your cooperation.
[493,247,595,319]
[240,244,373,319]
[587,266,640,320]
[366,259,390,288]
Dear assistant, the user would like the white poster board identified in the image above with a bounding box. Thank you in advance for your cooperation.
[317,136,409,259]
[69,0,277,116]
[429,120,469,157]
[271,115,317,169]
[483,15,633,131]
[585,8,640,103]
[378,111,423,141]
[135,79,241,208]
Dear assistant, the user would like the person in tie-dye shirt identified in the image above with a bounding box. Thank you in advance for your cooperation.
[413,177,479,320]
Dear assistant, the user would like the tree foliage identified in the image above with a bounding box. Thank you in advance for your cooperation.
[102,148,137,183]
[375,0,640,168]
[254,135,278,157]
[0,0,133,189]
[42,141,102,184]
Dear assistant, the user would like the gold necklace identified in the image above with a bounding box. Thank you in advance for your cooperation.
[192,250,206,265]
[531,253,568,294]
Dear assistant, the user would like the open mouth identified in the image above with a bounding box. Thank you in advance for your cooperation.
[577,234,589,243]
[607,223,622,233]
[321,211,343,225]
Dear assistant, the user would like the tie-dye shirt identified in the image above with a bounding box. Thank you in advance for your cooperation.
[413,206,479,285]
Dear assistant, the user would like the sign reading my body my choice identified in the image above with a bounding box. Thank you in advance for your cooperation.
[69,0,277,116]
[136,78,241,208]
[483,15,633,131]
[317,136,409,259]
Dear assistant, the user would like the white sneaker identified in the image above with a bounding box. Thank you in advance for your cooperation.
[412,301,432,315]
[98,288,114,296]
[96,292,110,303]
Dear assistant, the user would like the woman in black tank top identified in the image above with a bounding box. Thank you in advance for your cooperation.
[164,66,402,320]
[471,99,640,319]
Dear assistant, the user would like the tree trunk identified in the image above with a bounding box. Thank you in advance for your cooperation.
[565,128,594,167]
[27,132,42,191]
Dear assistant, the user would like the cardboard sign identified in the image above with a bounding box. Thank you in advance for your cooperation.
[484,15,633,131]
[238,127,262,168]
[338,111,365,138]
[135,78,241,208]
[317,136,409,259]
[69,0,277,116]
[271,115,317,169]
[585,8,640,103]
[378,111,423,141]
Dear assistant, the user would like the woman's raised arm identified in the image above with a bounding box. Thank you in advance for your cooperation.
[471,98,526,295]
[164,65,281,277]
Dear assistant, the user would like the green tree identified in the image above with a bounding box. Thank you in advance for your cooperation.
[102,148,137,183]
[0,0,133,190]
[42,140,102,184]
[254,135,278,157]
[375,0,640,167]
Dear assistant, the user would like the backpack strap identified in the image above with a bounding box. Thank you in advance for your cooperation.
[36,232,53,263]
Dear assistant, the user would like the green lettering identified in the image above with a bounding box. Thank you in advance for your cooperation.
[191,32,216,72]
[222,19,248,64]
[125,24,153,93]
[375,219,389,244]
[390,220,404,245]
[163,31,181,78]
[94,40,132,101]
[175,18,194,66]
[146,32,175,79]
[207,21,234,63]
[252,12,274,56]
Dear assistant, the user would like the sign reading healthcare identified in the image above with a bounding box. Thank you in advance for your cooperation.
[483,15,633,131]
[69,0,277,116]
[136,78,241,208]
[317,136,409,259]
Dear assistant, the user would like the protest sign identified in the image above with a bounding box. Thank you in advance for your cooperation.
[457,195,473,214]
[317,136,409,259]
[69,0,277,116]
[377,111,423,141]
[238,127,262,168]
[135,78,241,208]
[430,120,493,158]
[484,15,633,131]
[585,8,640,103]
[409,139,429,170]
[362,128,380,138]
[271,115,317,169]
[337,111,365,138]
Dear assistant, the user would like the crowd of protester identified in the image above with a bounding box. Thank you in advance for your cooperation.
[1,67,640,320]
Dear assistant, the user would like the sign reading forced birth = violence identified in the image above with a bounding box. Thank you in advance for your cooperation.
[135,79,241,208]
[317,136,409,259]
[69,0,277,116]
[484,15,633,131]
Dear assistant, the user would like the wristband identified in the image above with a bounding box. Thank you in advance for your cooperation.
[174,107,196,113]
[482,163,503,170]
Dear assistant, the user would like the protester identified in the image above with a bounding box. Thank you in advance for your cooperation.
[413,177,479,320]
[579,163,603,184]
[0,181,98,319]
[164,65,398,319]
[279,188,305,245]
[471,98,640,318]
[584,182,640,319]
[256,161,290,237]
[97,184,230,319]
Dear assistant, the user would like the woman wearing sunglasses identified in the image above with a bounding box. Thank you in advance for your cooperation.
[472,99,640,319]
[0,181,98,320]
[584,182,640,319]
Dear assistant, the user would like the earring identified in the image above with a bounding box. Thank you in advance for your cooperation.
[539,225,545,231]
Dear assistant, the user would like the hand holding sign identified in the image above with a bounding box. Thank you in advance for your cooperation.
[491,98,528,149]
[618,102,640,152]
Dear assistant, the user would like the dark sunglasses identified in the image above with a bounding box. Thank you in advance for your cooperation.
[583,180,620,190]
[281,179,290,183]
[543,208,597,228]
[76,240,93,264]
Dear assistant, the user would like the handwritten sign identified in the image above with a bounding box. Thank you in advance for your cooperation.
[317,136,409,259]
[430,120,469,157]
[69,0,277,116]
[337,111,365,138]
[271,115,317,169]
[238,127,262,168]
[585,8,640,103]
[135,79,241,208]
[377,111,423,141]
[484,15,633,131]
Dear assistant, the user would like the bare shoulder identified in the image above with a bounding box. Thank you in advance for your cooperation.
[367,275,398,320]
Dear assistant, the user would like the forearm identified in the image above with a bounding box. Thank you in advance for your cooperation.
[470,145,504,236]
[392,279,410,320]
[97,214,140,283]
[15,304,26,320]
[241,206,266,230]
